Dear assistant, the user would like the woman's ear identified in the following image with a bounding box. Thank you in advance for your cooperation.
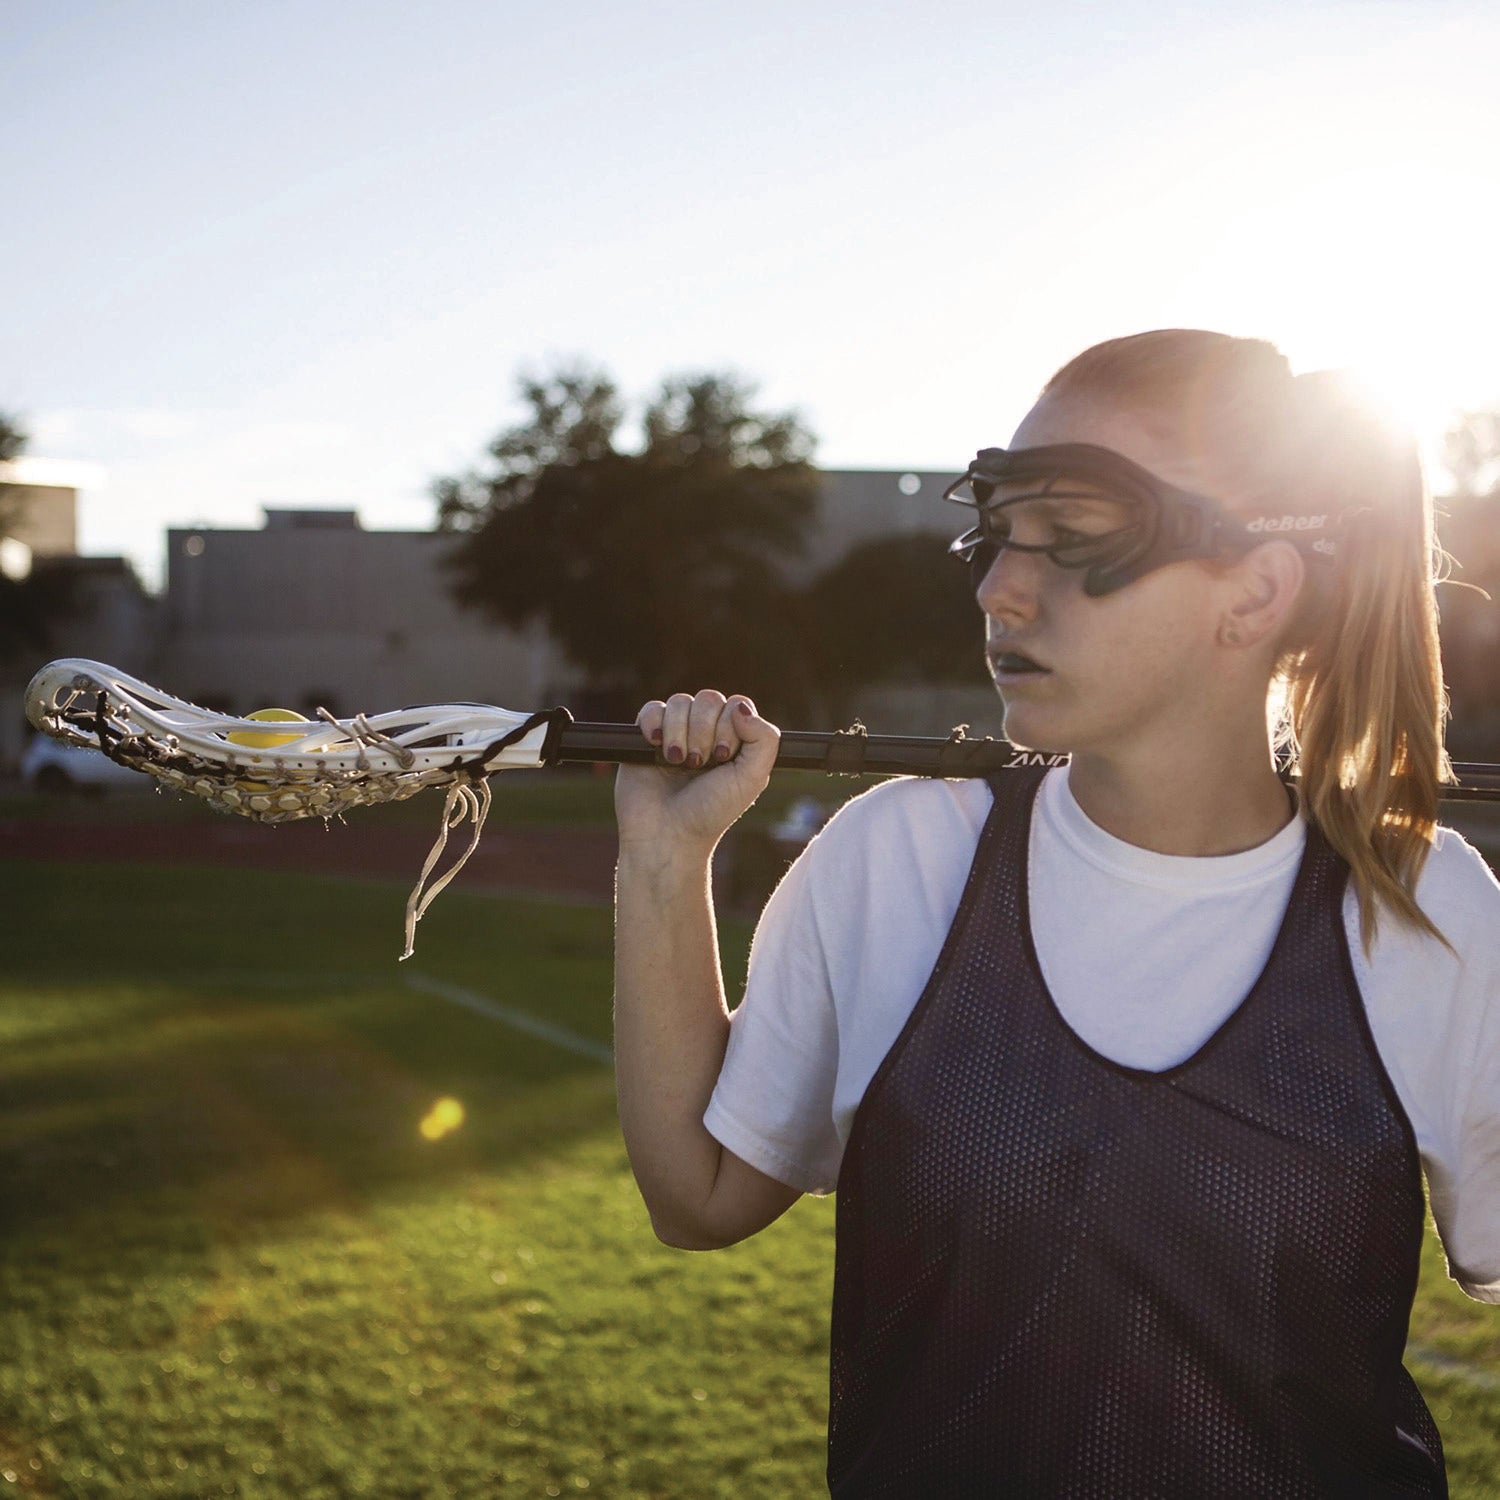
[1218,541,1306,648]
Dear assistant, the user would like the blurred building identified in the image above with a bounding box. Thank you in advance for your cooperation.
[155,509,569,720]
[0,464,78,561]
[0,467,158,767]
[788,468,959,583]
[152,471,1000,732]
[4,468,1005,770]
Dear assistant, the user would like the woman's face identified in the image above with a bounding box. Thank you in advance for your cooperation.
[977,390,1238,756]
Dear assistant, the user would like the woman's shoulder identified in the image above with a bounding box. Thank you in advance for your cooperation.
[807,773,996,857]
[774,775,1005,968]
[1419,822,1500,924]
[1356,822,1500,982]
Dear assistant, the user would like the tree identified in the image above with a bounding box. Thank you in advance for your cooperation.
[1440,411,1500,504]
[800,532,985,723]
[434,368,625,533]
[0,413,25,465]
[0,411,27,539]
[1435,411,1500,757]
[436,366,822,718]
[0,412,69,662]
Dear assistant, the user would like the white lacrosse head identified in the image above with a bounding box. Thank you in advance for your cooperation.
[25,658,560,822]
[25,657,577,956]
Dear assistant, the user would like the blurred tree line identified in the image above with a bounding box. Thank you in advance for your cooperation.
[1436,412,1500,758]
[0,412,76,662]
[434,366,976,724]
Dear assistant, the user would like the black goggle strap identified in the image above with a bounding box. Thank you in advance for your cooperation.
[1151,499,1348,563]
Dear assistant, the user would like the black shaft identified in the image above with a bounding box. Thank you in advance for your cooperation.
[545,719,1500,801]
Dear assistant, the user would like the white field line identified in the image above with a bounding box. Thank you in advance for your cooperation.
[402,970,613,1066]
[169,968,613,1067]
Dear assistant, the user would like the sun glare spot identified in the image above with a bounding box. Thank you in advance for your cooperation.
[420,1097,466,1141]
[1184,148,1500,482]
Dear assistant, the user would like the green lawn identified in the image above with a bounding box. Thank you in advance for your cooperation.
[1,861,1497,1497]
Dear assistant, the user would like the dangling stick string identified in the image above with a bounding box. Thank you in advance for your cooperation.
[402,779,493,960]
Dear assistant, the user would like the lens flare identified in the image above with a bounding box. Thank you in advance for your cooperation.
[419,1097,466,1141]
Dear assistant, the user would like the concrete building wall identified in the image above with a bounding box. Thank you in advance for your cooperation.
[150,467,973,720]
[155,518,584,719]
[0,480,79,556]
[787,468,960,585]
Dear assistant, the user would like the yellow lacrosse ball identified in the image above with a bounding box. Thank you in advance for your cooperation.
[227,708,310,749]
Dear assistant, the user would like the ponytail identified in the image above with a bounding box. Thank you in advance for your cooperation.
[1272,371,1454,955]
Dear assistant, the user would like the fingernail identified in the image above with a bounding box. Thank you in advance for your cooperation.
[665,745,683,763]
[648,728,662,744]
[687,751,702,769]
[714,744,731,762]
[735,702,751,718]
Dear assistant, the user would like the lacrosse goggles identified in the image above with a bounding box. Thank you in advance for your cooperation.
[945,443,1346,598]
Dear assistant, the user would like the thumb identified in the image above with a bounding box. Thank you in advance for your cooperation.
[732,700,779,769]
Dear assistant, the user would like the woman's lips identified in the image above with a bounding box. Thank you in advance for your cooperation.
[989,650,1051,681]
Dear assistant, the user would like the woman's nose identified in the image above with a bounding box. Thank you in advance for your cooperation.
[975,544,1047,621]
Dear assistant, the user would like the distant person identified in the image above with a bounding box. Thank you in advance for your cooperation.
[613,329,1499,1496]
[770,794,830,845]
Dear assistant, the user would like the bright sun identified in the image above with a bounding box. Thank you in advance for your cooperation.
[1182,155,1500,486]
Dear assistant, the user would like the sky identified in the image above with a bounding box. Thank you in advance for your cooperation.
[6,0,1500,591]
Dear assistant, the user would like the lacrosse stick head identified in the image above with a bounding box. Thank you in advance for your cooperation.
[25,658,571,824]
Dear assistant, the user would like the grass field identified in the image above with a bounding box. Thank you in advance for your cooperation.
[2,854,1498,1498]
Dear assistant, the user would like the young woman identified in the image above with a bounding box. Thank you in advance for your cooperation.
[612,330,1500,1496]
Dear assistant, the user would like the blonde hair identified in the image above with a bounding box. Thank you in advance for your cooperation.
[1042,329,1454,956]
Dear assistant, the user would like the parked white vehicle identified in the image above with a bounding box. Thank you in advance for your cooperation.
[20,735,147,794]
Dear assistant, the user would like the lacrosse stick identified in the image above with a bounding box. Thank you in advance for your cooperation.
[26,658,1500,957]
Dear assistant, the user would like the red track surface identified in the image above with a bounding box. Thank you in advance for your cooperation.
[0,816,621,904]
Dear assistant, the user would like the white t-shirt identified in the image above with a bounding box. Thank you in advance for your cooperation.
[705,767,1500,1303]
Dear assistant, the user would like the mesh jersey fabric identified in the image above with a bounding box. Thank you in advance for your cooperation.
[828,766,1445,1498]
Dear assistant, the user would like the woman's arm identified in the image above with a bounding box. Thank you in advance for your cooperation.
[614,842,800,1247]
[612,689,801,1249]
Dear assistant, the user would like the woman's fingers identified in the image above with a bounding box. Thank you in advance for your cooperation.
[683,689,728,768]
[636,700,666,747]
[638,690,754,770]
[713,696,753,763]
[659,691,698,765]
